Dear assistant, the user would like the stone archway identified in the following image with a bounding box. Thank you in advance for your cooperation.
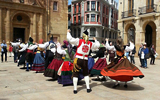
[142,21,156,48]
[11,12,30,42]
[124,23,136,44]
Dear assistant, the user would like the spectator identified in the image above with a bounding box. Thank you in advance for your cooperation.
[141,51,145,67]
[150,44,156,65]
[1,40,7,62]
[108,42,115,62]
[9,43,13,57]
[138,43,143,67]
[130,46,136,64]
[142,44,149,68]
[12,39,19,63]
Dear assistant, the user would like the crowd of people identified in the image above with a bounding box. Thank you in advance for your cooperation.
[1,29,157,94]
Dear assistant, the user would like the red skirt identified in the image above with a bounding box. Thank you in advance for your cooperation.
[101,57,144,82]
[44,59,63,79]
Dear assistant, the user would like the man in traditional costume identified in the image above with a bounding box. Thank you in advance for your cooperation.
[67,29,100,94]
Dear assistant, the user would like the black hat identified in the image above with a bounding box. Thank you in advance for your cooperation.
[83,30,88,36]
[29,37,33,42]
[50,35,53,40]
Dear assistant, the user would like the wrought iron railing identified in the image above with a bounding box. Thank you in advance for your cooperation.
[138,4,157,15]
[121,9,136,18]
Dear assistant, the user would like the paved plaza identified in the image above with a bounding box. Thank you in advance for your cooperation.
[0,56,160,100]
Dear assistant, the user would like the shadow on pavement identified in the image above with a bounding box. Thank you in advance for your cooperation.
[77,83,100,92]
[0,70,7,72]
[101,81,144,91]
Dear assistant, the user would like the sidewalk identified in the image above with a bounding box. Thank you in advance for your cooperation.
[0,57,160,100]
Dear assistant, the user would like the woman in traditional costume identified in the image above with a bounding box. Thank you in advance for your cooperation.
[57,41,75,86]
[90,44,107,81]
[101,37,144,88]
[44,42,66,80]
[88,50,95,73]
[31,39,45,73]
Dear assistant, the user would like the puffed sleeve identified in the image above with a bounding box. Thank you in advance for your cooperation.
[67,32,79,46]
[10,42,20,46]
[105,41,116,51]
[38,42,49,49]
[19,44,28,52]
[28,45,38,50]
[125,42,134,52]
[91,39,100,51]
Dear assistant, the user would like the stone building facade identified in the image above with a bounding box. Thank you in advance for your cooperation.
[118,0,160,58]
[0,0,68,44]
[71,0,118,44]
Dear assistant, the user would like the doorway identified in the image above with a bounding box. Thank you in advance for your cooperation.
[13,28,25,42]
[145,24,152,47]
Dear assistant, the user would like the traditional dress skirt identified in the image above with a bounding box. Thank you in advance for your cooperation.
[44,58,63,79]
[58,61,73,85]
[88,57,95,71]
[32,52,45,71]
[18,51,26,66]
[90,58,107,75]
[101,57,144,82]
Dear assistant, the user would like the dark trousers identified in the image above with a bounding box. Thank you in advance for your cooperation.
[139,56,142,66]
[141,59,144,67]
[150,56,155,64]
[44,50,54,70]
[130,56,135,64]
[1,52,7,62]
[13,52,18,62]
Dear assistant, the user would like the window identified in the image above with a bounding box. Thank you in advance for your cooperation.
[91,14,95,22]
[86,14,89,22]
[105,31,108,38]
[115,33,117,39]
[97,15,99,22]
[109,32,111,38]
[78,3,81,13]
[111,0,113,3]
[74,16,76,24]
[74,29,77,38]
[78,28,81,37]
[74,4,76,14]
[97,2,99,11]
[87,1,90,11]
[91,1,95,11]
[19,0,24,3]
[103,6,105,13]
[53,2,58,11]
[78,16,81,23]
[102,30,104,37]
[111,9,113,17]
[90,28,96,37]
[106,18,108,25]
[106,7,108,14]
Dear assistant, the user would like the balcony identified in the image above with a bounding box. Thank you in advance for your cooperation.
[121,9,136,18]
[138,4,157,15]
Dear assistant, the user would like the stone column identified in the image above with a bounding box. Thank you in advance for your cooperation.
[39,14,43,40]
[5,9,10,44]
[0,8,2,42]
[33,13,37,42]
[123,32,128,44]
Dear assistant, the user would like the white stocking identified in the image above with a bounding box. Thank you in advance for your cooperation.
[73,77,78,91]
[84,76,90,89]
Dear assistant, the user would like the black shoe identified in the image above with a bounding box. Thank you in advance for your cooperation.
[124,84,128,88]
[73,90,77,94]
[92,78,101,81]
[100,77,106,81]
[36,71,38,73]
[87,88,92,93]
[26,69,29,71]
[112,83,120,88]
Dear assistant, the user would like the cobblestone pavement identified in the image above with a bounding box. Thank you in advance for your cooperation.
[0,56,160,100]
